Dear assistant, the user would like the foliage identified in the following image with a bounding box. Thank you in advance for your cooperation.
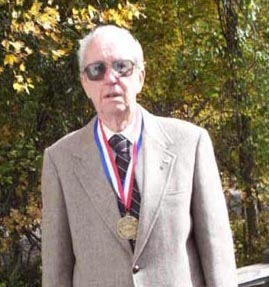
[214,0,269,262]
[135,0,223,121]
[0,0,269,285]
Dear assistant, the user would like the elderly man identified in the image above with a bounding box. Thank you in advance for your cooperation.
[41,25,237,287]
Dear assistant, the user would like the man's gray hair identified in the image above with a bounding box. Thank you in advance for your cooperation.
[78,25,144,73]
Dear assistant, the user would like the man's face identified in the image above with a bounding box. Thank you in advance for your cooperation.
[80,33,145,123]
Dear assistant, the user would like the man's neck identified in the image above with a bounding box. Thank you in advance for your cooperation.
[102,118,130,132]
[99,108,137,132]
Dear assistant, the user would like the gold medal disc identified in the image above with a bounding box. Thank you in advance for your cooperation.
[117,214,138,240]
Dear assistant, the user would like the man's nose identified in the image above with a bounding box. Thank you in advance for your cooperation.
[104,66,119,83]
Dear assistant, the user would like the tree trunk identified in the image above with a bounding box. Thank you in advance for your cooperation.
[217,0,258,260]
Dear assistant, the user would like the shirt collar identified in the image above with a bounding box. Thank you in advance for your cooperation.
[101,108,142,145]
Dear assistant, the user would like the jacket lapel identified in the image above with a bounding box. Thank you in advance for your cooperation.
[134,108,177,262]
[72,119,132,255]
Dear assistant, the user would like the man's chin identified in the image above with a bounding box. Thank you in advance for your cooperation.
[108,103,129,114]
[99,104,128,117]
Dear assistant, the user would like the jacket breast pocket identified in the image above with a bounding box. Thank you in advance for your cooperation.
[165,182,190,196]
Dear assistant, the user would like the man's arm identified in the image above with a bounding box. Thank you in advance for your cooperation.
[192,130,238,287]
[41,148,74,287]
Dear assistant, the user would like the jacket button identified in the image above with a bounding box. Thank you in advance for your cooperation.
[132,265,140,274]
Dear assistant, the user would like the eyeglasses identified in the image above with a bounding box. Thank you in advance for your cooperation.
[83,59,135,81]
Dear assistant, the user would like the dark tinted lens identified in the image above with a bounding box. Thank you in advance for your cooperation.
[85,62,106,81]
[112,60,134,76]
[84,60,134,81]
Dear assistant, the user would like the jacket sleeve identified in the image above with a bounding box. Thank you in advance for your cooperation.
[192,130,238,287]
[41,148,75,287]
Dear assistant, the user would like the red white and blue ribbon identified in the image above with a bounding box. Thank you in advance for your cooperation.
[94,112,143,209]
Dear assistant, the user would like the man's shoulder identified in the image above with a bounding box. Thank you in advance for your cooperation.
[140,105,203,134]
[157,116,207,144]
[157,115,202,132]
[45,119,95,154]
[149,111,205,137]
[140,106,207,144]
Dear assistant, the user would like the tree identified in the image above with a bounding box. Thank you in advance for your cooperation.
[215,0,269,264]
[1,1,269,285]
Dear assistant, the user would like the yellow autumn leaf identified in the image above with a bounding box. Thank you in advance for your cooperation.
[40,49,49,56]
[80,8,88,18]
[11,40,25,53]
[12,10,19,19]
[88,5,97,13]
[19,63,26,72]
[25,46,33,55]
[74,24,82,32]
[44,6,60,21]
[72,8,79,16]
[26,77,33,84]
[67,17,73,25]
[1,39,10,50]
[16,0,24,5]
[51,49,67,61]
[13,80,34,94]
[4,54,19,66]
[15,74,24,83]
[37,7,59,30]
[29,0,41,17]
[66,41,74,52]
[50,32,60,42]
[10,19,20,33]
[0,66,3,74]
[23,21,39,35]
[88,5,97,18]
[38,14,52,29]
[13,82,24,93]
[24,83,34,94]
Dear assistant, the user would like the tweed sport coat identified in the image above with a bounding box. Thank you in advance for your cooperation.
[41,106,238,287]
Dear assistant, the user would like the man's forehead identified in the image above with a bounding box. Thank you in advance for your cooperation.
[94,31,134,47]
[87,34,136,58]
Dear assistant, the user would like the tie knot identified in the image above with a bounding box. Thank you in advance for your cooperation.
[108,134,131,155]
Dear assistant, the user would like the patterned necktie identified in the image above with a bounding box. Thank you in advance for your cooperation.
[108,134,141,221]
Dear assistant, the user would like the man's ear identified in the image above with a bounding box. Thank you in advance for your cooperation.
[136,69,145,94]
[80,73,86,87]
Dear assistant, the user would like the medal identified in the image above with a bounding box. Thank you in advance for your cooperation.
[117,213,138,240]
[94,112,143,241]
